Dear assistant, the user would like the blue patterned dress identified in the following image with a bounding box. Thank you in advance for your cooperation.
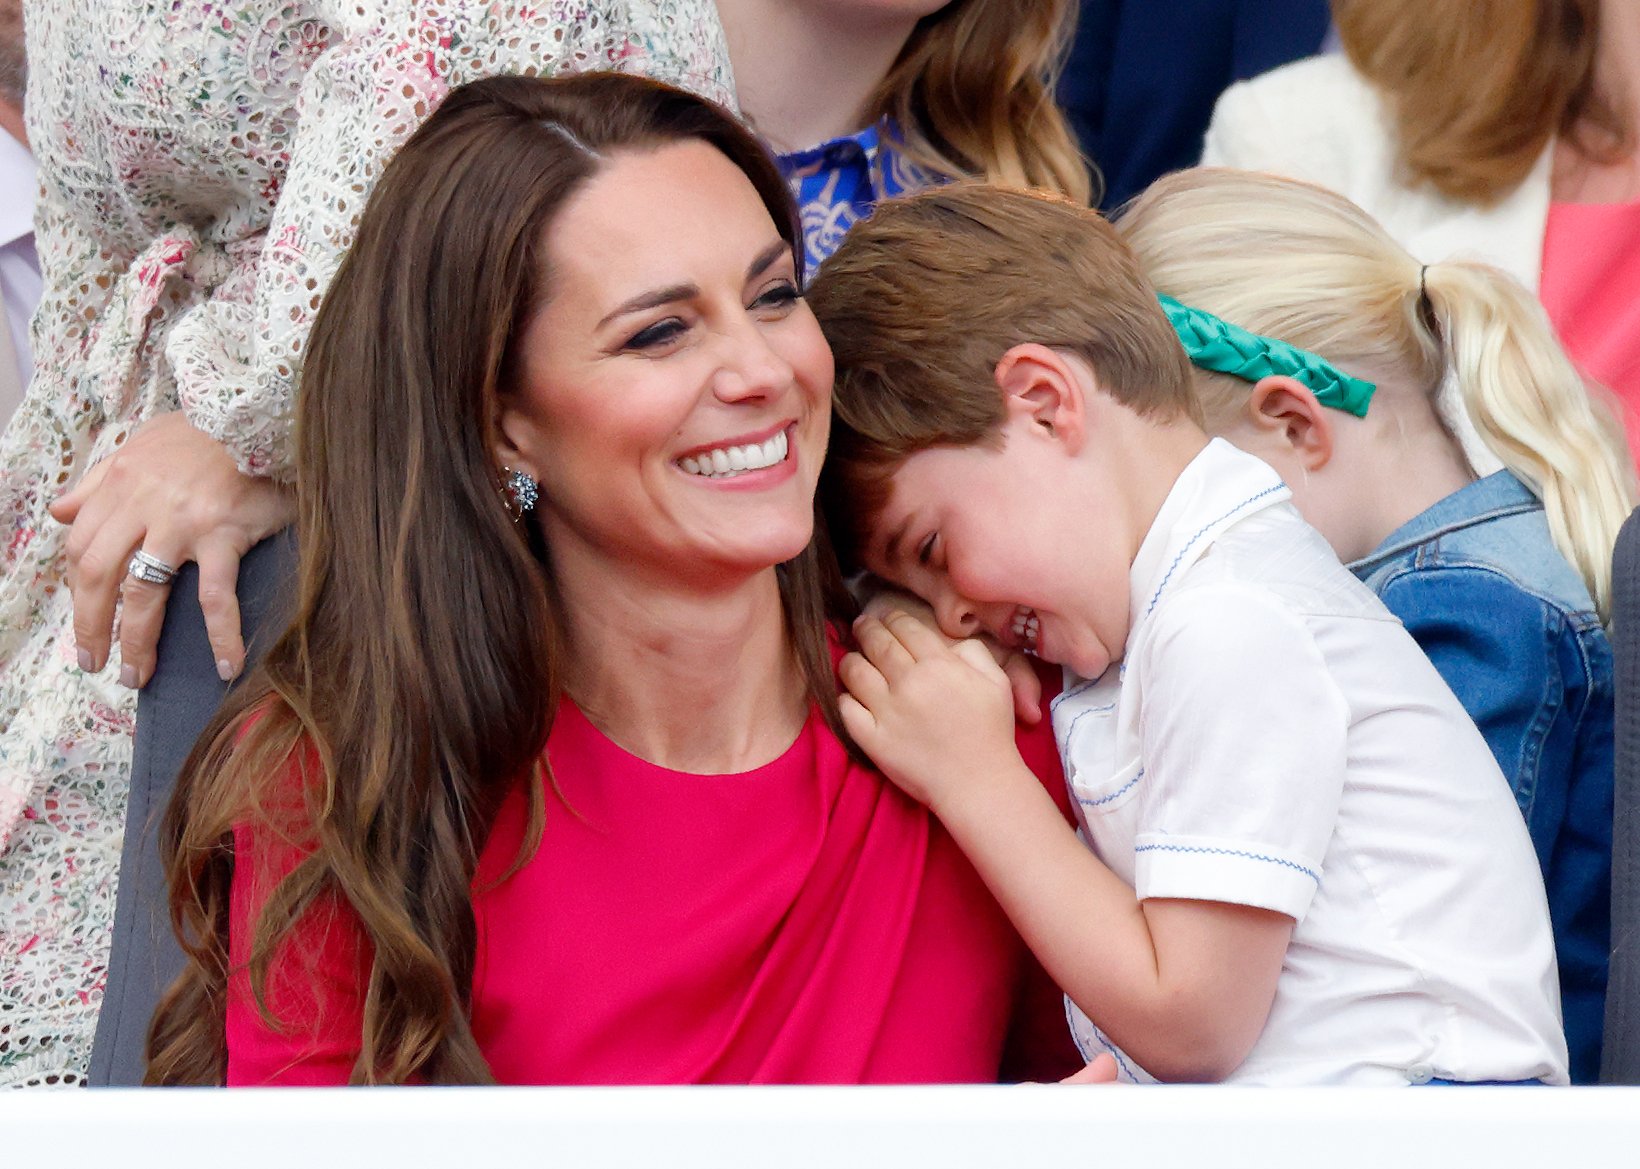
[778,122,939,272]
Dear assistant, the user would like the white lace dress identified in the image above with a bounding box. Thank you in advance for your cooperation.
[0,0,733,1088]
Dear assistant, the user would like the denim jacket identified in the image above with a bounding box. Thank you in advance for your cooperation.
[1349,471,1613,1083]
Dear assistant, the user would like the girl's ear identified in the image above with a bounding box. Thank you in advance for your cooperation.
[993,343,1088,453]
[1244,375,1334,471]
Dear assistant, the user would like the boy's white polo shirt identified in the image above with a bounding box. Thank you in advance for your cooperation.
[1052,438,1567,1086]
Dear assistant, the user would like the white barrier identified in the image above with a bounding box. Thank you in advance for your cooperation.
[6,1085,1640,1168]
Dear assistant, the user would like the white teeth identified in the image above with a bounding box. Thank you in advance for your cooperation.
[1009,607,1039,648]
[677,429,791,479]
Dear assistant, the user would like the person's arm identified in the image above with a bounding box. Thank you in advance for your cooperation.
[50,0,735,688]
[840,611,1299,1082]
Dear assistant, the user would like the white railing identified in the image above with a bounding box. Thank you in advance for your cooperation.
[8,1084,1640,1167]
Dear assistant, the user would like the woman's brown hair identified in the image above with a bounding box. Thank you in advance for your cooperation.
[1335,0,1630,203]
[145,72,853,1085]
[871,0,1094,204]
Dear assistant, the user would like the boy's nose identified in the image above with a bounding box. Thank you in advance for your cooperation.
[935,592,981,640]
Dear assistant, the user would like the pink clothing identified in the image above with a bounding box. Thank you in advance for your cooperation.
[226,686,1071,1085]
[1539,200,1640,456]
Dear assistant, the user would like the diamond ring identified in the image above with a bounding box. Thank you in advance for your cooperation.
[126,549,178,586]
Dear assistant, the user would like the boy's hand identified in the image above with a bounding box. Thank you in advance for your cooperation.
[839,611,1030,813]
[860,588,1043,725]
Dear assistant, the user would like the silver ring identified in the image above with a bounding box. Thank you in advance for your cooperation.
[127,549,178,586]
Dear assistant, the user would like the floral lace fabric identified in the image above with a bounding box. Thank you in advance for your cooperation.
[0,0,732,1088]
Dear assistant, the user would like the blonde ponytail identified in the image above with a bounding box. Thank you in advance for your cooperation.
[1119,168,1636,617]
[1423,261,1635,616]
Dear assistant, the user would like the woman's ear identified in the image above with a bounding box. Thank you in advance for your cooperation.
[493,397,540,484]
[1243,375,1334,471]
[993,343,1088,453]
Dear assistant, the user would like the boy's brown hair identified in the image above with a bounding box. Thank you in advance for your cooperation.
[808,181,1197,570]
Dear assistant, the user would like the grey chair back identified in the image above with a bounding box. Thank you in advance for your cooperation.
[87,529,296,1086]
[1604,506,1640,1083]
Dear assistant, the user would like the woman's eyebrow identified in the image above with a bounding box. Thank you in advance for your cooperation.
[594,242,789,330]
[746,240,790,281]
[597,283,698,329]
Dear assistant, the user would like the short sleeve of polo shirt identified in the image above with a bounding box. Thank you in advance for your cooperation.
[1131,582,1349,922]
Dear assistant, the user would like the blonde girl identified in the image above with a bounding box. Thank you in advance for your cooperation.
[1118,166,1635,1083]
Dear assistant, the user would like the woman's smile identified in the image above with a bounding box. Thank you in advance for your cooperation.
[675,421,797,488]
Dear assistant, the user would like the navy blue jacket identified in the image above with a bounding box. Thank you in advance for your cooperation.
[1059,0,1331,209]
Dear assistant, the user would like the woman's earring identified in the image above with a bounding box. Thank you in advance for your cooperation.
[506,468,539,512]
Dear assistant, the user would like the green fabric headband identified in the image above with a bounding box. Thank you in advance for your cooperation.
[1157,294,1376,418]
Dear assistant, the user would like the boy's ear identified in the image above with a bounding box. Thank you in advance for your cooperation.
[1243,375,1333,471]
[993,343,1087,452]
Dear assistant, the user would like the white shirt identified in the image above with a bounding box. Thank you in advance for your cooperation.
[1052,440,1568,1086]
[0,123,39,424]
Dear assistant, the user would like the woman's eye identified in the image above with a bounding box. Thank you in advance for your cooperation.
[624,319,687,351]
[752,283,800,312]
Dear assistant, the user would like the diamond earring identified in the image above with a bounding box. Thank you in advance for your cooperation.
[506,468,539,512]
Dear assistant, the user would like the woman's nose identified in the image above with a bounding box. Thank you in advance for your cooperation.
[710,319,794,403]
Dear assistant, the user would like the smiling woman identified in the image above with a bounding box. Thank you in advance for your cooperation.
[141,73,1076,1087]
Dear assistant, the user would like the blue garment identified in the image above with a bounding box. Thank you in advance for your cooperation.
[1058,0,1330,209]
[777,122,935,273]
[1350,471,1614,1084]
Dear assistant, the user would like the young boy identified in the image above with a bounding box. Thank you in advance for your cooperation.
[809,183,1568,1085]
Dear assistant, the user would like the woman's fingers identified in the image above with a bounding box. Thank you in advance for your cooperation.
[114,569,173,689]
[47,455,110,526]
[53,413,297,689]
[193,539,246,682]
[68,509,150,673]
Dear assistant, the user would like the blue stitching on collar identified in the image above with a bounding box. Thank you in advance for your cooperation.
[1059,701,1117,749]
[1134,842,1318,883]
[1050,675,1102,713]
[1144,485,1284,619]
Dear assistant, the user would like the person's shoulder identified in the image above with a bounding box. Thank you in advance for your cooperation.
[1430,506,1600,623]
[1203,54,1389,184]
[1189,502,1393,622]
[1220,54,1376,109]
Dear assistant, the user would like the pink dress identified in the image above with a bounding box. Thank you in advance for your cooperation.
[225,688,1074,1085]
[1539,200,1640,457]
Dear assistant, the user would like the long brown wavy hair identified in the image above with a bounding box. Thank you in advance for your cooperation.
[872,0,1093,204]
[145,72,853,1086]
[1335,0,1631,203]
